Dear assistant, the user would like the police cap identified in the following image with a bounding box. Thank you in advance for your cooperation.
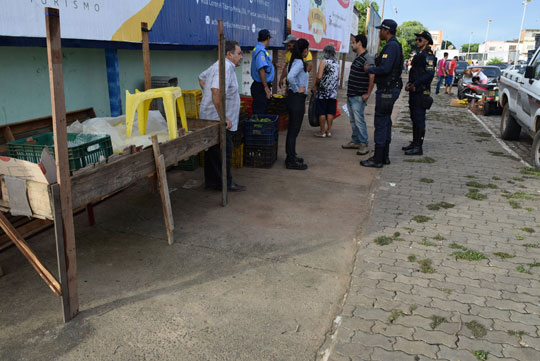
[414,30,433,45]
[376,19,398,33]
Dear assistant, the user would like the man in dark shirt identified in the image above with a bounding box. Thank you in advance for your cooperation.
[343,34,375,155]
[361,19,403,168]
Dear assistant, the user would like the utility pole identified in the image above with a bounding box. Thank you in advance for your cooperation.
[516,0,531,62]
[467,32,473,60]
[484,19,492,64]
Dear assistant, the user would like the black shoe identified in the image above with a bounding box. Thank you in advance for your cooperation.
[286,160,308,170]
[228,183,246,192]
[360,146,384,168]
[404,146,423,156]
[383,143,391,165]
[401,142,415,151]
[295,156,304,163]
[402,125,418,151]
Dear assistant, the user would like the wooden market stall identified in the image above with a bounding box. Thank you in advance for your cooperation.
[0,9,229,322]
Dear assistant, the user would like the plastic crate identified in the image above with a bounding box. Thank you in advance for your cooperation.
[268,95,288,115]
[232,144,244,168]
[244,143,277,168]
[240,96,253,118]
[182,89,202,118]
[7,132,113,172]
[173,154,200,171]
[244,114,279,146]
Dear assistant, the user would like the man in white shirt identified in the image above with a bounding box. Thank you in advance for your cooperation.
[199,40,246,192]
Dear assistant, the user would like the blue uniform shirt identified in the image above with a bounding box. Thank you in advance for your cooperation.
[251,42,274,83]
[368,36,401,76]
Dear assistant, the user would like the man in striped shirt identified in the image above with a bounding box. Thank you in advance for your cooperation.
[342,34,375,155]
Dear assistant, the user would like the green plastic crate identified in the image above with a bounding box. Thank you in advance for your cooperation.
[172,154,200,171]
[7,132,113,172]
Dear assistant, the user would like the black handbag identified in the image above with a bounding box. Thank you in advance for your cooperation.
[308,93,319,127]
[421,93,434,110]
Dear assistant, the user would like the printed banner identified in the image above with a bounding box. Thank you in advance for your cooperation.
[0,0,285,47]
[291,0,354,53]
[366,3,381,56]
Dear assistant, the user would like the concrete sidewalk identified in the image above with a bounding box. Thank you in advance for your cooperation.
[0,89,381,361]
[320,91,540,361]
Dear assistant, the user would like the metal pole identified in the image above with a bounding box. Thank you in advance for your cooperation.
[218,21,228,207]
[516,0,530,62]
[484,19,491,64]
[467,32,472,60]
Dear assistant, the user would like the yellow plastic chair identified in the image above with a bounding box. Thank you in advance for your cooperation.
[125,86,188,140]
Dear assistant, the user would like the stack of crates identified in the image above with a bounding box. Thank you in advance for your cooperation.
[267,95,289,131]
[240,96,253,118]
[182,89,203,119]
[173,154,200,171]
[243,114,279,168]
[232,144,244,168]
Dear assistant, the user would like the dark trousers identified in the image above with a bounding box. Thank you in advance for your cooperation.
[251,81,269,115]
[409,92,426,129]
[286,91,307,161]
[204,130,233,188]
[374,88,401,147]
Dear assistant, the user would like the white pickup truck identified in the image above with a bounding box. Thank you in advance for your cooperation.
[498,47,540,168]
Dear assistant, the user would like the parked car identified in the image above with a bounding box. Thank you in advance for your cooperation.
[491,63,509,70]
[508,64,526,74]
[499,47,540,168]
[454,60,469,84]
[457,65,502,115]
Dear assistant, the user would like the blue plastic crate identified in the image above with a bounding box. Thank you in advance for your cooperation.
[244,114,278,146]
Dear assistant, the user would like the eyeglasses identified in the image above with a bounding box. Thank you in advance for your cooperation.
[416,38,423,42]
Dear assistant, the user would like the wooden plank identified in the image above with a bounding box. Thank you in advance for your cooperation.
[45,7,79,320]
[70,122,219,210]
[50,184,71,322]
[339,53,346,88]
[141,22,151,91]
[151,136,174,245]
[218,20,228,207]
[0,211,61,295]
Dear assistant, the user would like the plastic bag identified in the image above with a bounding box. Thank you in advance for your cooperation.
[308,93,319,127]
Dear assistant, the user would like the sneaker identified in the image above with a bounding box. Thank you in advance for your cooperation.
[342,141,360,149]
[314,131,326,138]
[356,143,369,155]
[326,132,332,138]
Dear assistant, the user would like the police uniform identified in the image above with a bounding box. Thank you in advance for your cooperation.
[360,19,403,168]
[251,37,275,114]
[403,31,435,156]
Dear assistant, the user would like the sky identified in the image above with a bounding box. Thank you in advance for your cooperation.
[383,0,540,48]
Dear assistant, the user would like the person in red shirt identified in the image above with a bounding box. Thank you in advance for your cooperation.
[445,56,457,95]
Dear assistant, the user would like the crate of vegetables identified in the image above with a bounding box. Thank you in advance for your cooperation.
[244,114,278,146]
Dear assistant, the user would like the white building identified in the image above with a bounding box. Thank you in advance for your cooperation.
[517,29,540,61]
[478,40,518,63]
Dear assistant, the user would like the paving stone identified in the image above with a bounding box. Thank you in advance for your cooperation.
[430,298,470,314]
[393,315,433,330]
[445,275,481,288]
[395,274,430,287]
[464,285,501,299]
[333,341,374,359]
[372,321,414,339]
[362,270,396,282]
[509,311,540,326]
[502,344,540,360]
[413,328,458,348]
[393,337,439,358]
[469,304,511,322]
[377,279,413,294]
[340,317,375,334]
[437,345,480,361]
[350,330,395,350]
[492,319,538,335]
[485,298,527,313]
[520,335,540,350]
[352,306,389,321]
[458,336,504,357]
[370,347,419,361]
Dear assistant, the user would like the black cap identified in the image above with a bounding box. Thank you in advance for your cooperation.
[376,19,398,32]
[414,30,433,45]
[258,29,271,41]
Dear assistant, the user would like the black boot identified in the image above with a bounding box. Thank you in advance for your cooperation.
[383,143,391,165]
[360,146,384,168]
[405,128,425,156]
[402,125,417,151]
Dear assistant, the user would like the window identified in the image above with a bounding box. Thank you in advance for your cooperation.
[534,55,540,80]
[489,47,496,51]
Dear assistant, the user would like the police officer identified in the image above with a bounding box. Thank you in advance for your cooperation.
[361,19,403,168]
[403,30,435,156]
[251,29,275,114]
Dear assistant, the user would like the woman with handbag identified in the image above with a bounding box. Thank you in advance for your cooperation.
[285,38,310,170]
[312,45,340,138]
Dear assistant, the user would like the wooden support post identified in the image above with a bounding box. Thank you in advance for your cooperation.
[151,136,175,245]
[218,21,228,207]
[50,184,71,322]
[0,211,61,296]
[141,22,152,91]
[339,53,346,88]
[45,7,79,320]
[272,49,278,94]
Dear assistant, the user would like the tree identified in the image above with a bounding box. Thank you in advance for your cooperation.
[399,38,411,58]
[441,40,455,50]
[355,0,379,35]
[487,57,504,65]
[461,43,479,53]
[397,21,426,56]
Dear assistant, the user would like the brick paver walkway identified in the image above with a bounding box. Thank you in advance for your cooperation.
[321,93,540,361]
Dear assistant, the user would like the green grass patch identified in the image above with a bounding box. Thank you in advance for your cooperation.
[388,309,405,323]
[488,150,519,161]
[412,215,432,223]
[465,175,478,179]
[508,180,516,184]
[521,168,540,176]
[466,189,487,201]
[440,288,452,294]
[395,212,403,216]
[493,252,515,259]
[420,178,434,183]
[512,177,525,182]
[374,236,393,246]
[449,242,467,250]
[508,330,527,338]
[518,184,527,189]
[523,243,540,248]
[471,350,488,361]
[418,258,435,273]
[433,234,446,241]
[502,191,540,201]
[492,176,502,180]
[466,320,487,338]
[466,181,498,189]
[403,227,415,233]
[526,207,534,212]
[509,200,522,209]
[407,254,417,262]
[521,227,535,233]
[427,201,455,211]
[473,131,491,137]
[516,265,531,274]
[418,239,437,247]
[452,250,487,261]
[409,304,417,313]
[515,233,525,240]
[404,156,436,164]
[430,315,447,329]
